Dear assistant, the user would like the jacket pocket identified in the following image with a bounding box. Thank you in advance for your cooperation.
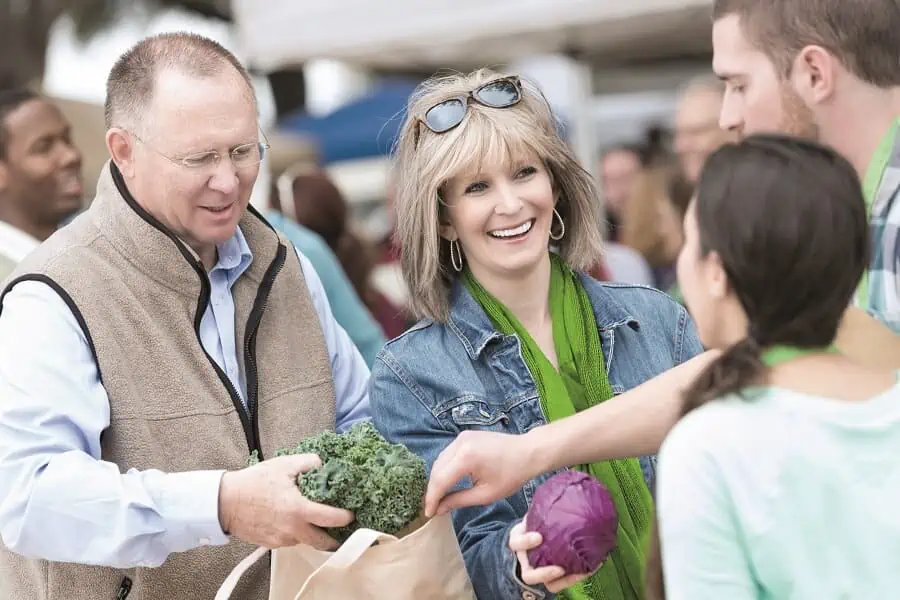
[439,395,511,431]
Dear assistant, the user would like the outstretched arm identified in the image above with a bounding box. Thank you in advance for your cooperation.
[424,350,720,517]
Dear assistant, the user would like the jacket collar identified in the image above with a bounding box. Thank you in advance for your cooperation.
[88,161,279,295]
[447,270,639,360]
[579,274,641,332]
[446,280,505,359]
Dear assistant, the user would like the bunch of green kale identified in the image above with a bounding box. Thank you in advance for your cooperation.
[250,421,427,542]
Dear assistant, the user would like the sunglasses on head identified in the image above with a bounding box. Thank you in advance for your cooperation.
[413,76,522,146]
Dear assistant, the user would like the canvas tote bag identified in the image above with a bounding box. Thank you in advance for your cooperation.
[215,513,476,600]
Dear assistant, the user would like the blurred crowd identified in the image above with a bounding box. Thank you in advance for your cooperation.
[597,76,733,300]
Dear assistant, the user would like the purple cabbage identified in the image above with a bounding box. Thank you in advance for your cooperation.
[525,470,619,574]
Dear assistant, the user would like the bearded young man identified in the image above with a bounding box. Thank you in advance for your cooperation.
[711,0,900,367]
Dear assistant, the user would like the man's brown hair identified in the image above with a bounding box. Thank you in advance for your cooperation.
[713,0,900,87]
[104,32,256,133]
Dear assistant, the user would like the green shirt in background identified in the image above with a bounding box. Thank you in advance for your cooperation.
[857,119,899,311]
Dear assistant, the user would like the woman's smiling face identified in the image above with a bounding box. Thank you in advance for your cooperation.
[440,150,556,282]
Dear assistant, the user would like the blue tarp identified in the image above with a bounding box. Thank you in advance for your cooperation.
[278,79,418,164]
[278,78,571,164]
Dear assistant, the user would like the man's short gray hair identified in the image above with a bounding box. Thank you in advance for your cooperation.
[104,32,257,133]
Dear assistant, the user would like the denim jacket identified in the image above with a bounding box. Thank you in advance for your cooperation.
[369,275,703,600]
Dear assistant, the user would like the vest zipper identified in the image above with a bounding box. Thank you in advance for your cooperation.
[106,162,269,460]
[243,242,287,460]
[115,576,132,599]
[195,266,259,458]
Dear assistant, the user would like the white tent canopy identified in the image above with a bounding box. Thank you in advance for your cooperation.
[231,0,714,221]
[231,0,712,72]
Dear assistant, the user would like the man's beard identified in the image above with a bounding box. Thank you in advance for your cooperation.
[779,84,819,140]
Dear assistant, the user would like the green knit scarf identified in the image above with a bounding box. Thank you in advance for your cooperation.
[462,254,653,600]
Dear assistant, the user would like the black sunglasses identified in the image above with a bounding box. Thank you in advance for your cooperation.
[414,77,522,146]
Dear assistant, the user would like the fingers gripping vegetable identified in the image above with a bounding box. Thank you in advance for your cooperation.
[526,470,619,575]
[250,421,428,543]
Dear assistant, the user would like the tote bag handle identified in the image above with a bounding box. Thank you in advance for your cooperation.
[215,546,270,600]
[319,528,397,569]
[215,529,399,599]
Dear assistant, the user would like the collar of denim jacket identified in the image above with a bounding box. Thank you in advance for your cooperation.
[446,273,638,360]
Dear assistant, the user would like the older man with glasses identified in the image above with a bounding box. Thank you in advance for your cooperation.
[0,33,370,600]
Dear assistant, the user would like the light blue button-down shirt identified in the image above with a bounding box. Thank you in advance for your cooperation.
[264,211,387,367]
[0,228,370,568]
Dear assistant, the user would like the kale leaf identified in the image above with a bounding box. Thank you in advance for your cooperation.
[260,421,427,543]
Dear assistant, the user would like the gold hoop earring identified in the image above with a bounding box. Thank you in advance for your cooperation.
[550,208,565,241]
[450,239,464,272]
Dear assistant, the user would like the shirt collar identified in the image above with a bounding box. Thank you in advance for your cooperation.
[210,227,254,286]
[863,118,900,214]
[0,220,41,263]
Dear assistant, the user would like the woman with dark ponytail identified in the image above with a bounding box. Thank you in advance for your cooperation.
[649,134,900,599]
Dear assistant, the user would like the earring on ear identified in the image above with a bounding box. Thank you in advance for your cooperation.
[549,208,565,241]
[449,238,464,272]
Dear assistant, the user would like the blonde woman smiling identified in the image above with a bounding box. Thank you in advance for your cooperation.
[369,70,703,600]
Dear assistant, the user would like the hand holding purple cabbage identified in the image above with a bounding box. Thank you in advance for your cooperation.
[509,470,618,592]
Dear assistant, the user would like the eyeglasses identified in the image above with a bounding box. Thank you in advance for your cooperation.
[131,130,271,171]
[414,77,522,146]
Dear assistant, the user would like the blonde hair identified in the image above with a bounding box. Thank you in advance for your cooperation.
[622,163,693,266]
[392,69,604,322]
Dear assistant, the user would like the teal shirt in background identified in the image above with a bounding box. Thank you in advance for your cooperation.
[657,380,900,599]
[265,211,386,367]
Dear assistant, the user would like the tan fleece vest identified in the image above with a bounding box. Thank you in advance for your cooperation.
[0,163,337,600]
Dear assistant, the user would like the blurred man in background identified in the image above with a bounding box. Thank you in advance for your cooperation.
[712,0,900,366]
[673,75,734,184]
[0,88,83,279]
